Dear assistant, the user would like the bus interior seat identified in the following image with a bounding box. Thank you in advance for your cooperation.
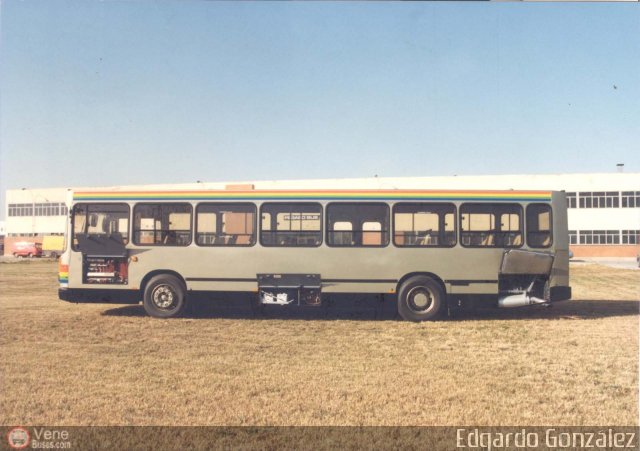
[163,232,176,245]
[481,234,495,246]
[362,231,381,246]
[235,235,250,245]
[362,222,382,246]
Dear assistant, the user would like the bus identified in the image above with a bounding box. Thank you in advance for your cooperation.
[58,187,571,321]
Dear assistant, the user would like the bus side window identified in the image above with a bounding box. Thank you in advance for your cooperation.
[133,203,192,246]
[393,203,456,247]
[460,203,522,248]
[260,203,322,247]
[526,204,553,248]
[327,203,389,247]
[196,203,256,246]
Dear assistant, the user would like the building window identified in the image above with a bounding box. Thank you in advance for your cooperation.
[195,203,256,246]
[326,203,390,247]
[622,230,640,245]
[526,204,553,248]
[133,203,192,246]
[393,203,456,247]
[260,203,322,247]
[568,230,578,245]
[566,192,577,209]
[578,230,620,245]
[460,203,523,248]
[621,191,640,208]
[7,203,33,217]
[578,192,620,208]
[8,202,67,217]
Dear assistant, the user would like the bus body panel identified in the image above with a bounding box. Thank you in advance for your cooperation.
[59,189,571,312]
[64,239,507,295]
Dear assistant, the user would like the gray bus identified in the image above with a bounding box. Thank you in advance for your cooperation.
[58,187,571,321]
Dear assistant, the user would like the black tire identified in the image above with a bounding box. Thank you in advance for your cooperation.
[397,275,445,322]
[143,274,187,318]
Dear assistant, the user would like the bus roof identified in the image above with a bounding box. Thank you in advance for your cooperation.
[72,189,555,203]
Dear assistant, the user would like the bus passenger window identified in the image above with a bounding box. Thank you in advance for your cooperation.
[527,204,553,248]
[327,203,389,247]
[260,203,322,247]
[393,203,456,247]
[460,203,522,248]
[133,203,192,246]
[195,203,256,247]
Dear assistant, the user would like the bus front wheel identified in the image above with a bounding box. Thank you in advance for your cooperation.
[397,275,445,322]
[143,274,187,318]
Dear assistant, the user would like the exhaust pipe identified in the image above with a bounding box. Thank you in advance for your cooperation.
[498,292,547,308]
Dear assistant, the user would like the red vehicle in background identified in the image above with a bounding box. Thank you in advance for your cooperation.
[11,241,42,258]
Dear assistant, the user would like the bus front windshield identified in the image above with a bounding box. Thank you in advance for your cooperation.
[72,204,130,251]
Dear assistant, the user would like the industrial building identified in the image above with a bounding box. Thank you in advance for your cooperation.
[3,172,639,257]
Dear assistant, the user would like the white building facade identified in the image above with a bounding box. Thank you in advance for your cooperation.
[4,173,639,257]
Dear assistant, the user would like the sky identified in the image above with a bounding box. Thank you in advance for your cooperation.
[0,1,638,214]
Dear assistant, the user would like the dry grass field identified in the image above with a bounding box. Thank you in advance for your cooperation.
[0,260,637,426]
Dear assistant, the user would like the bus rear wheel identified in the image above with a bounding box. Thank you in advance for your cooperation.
[397,275,445,322]
[143,274,187,318]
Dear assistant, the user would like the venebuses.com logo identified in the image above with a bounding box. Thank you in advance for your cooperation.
[6,427,71,449]
[6,427,30,449]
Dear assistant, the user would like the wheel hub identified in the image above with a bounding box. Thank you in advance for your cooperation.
[408,287,434,312]
[152,285,175,309]
[413,292,429,308]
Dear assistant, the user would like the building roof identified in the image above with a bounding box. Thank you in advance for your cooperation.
[9,172,638,194]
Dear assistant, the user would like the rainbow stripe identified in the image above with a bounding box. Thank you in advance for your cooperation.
[73,189,552,202]
[59,263,69,285]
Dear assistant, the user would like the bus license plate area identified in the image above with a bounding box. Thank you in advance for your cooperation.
[257,274,321,307]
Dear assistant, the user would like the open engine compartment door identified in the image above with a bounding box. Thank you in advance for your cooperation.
[498,249,554,308]
[500,249,554,275]
[76,234,129,285]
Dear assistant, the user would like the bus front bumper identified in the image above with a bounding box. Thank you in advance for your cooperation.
[58,288,140,304]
